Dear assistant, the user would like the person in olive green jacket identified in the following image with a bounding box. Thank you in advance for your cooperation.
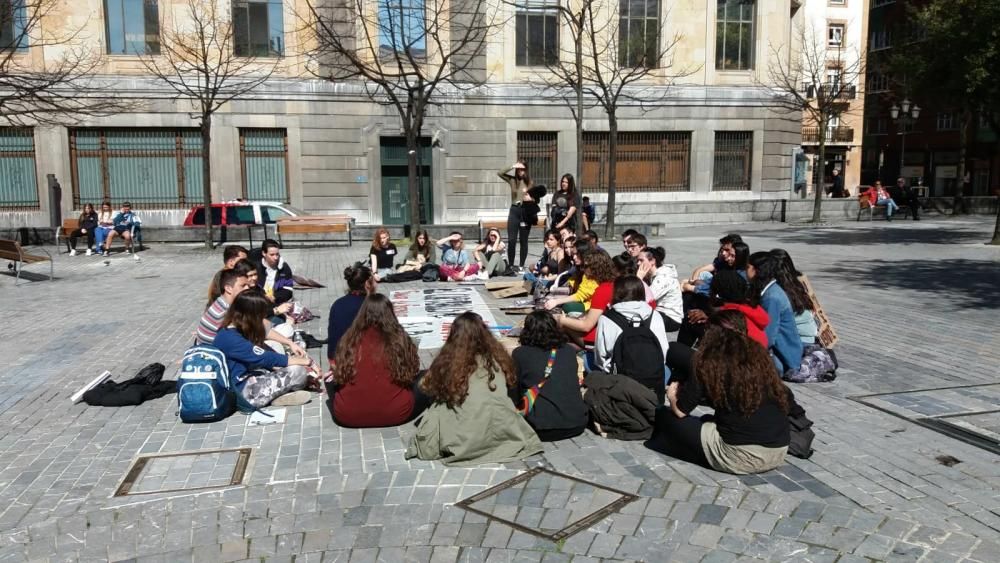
[406,312,543,466]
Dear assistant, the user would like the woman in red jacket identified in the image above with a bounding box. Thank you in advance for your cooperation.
[326,293,429,427]
[677,269,769,348]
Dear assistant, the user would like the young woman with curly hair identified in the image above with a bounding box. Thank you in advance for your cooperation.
[406,312,542,466]
[647,311,791,474]
[326,294,428,427]
[547,251,620,346]
[512,311,588,441]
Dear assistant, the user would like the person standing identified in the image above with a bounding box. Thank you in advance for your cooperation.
[828,168,845,198]
[498,160,545,271]
[550,174,579,233]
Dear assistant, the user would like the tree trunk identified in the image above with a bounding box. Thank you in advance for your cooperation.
[812,119,827,223]
[406,125,422,232]
[953,110,970,215]
[604,114,618,239]
[992,199,1000,244]
[201,117,214,249]
[574,28,584,237]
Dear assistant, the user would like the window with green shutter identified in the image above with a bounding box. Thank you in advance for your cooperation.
[240,128,289,202]
[0,127,38,210]
[69,128,204,208]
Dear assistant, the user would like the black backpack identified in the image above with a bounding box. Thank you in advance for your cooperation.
[605,309,664,392]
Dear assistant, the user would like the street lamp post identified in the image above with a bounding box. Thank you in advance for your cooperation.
[890,98,921,181]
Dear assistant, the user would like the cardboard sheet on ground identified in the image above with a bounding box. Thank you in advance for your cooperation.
[390,287,497,349]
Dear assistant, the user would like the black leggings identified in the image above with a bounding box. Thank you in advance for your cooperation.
[645,407,709,467]
[507,205,531,267]
[69,229,95,250]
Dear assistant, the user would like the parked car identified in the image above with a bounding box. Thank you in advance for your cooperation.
[182,201,308,227]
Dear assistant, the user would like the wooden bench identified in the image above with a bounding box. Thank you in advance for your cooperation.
[276,216,353,246]
[478,216,547,241]
[857,190,910,221]
[0,239,53,286]
[55,217,144,253]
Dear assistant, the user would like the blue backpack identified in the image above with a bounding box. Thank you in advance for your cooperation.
[177,345,235,422]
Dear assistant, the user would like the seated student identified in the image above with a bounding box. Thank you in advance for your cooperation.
[582,230,602,252]
[436,232,480,281]
[545,243,597,313]
[636,247,683,332]
[196,268,308,356]
[624,233,647,259]
[612,254,655,303]
[681,234,746,294]
[103,201,140,255]
[213,288,317,408]
[327,263,378,361]
[770,249,818,344]
[224,245,249,268]
[594,275,669,379]
[889,177,920,220]
[558,226,574,244]
[525,229,563,286]
[873,180,900,220]
[326,294,429,427]
[94,201,115,256]
[512,311,589,441]
[406,312,543,466]
[369,228,397,281]
[620,229,639,253]
[68,203,99,256]
[256,239,294,305]
[403,229,437,266]
[581,196,595,232]
[647,311,791,475]
[678,270,769,349]
[747,251,804,375]
[551,251,619,347]
[474,228,508,279]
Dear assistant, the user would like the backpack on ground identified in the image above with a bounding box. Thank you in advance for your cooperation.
[384,270,423,283]
[784,344,838,383]
[605,309,664,393]
[177,345,235,422]
[421,263,440,282]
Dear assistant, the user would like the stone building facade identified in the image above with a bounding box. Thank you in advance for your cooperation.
[1,0,812,231]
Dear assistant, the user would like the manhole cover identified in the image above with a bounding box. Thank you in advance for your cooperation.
[114,448,252,497]
[455,467,638,541]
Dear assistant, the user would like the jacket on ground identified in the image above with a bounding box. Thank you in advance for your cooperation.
[583,370,658,440]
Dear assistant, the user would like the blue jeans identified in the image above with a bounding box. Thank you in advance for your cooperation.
[877,198,899,217]
[94,226,111,249]
[693,271,714,296]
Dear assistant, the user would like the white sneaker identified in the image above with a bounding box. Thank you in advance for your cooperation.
[133,254,140,262]
[85,249,92,256]
[69,249,77,256]
[125,249,131,255]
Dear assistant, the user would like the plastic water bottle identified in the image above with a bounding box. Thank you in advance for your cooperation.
[293,330,305,347]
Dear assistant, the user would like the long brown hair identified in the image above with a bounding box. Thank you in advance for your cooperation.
[79,203,95,222]
[332,294,419,387]
[221,288,272,347]
[420,312,516,408]
[693,323,789,417]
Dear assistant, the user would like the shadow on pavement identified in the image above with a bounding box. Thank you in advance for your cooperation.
[824,258,1000,309]
[748,224,989,247]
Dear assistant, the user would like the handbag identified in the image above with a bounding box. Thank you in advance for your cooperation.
[518,348,558,415]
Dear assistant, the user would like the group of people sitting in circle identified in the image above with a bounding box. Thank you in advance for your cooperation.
[190,229,828,474]
[66,201,141,257]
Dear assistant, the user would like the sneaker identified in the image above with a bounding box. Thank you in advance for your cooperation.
[271,390,312,407]
[85,248,92,256]
[103,250,110,257]
[69,249,77,256]
[125,249,131,255]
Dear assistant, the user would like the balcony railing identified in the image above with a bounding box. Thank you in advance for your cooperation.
[801,83,857,101]
[803,126,855,143]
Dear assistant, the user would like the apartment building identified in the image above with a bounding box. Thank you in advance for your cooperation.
[1,0,807,230]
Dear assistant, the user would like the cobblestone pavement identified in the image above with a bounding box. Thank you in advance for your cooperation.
[1,215,998,562]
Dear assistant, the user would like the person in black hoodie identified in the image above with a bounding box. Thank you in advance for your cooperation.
[647,310,790,474]
[68,203,99,256]
[512,311,588,441]
[255,239,294,305]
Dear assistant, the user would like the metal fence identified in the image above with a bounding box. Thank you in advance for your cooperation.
[70,128,204,209]
[516,131,558,192]
[240,128,289,202]
[0,128,39,210]
[582,131,691,192]
[712,131,753,191]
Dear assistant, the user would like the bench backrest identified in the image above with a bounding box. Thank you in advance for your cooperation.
[0,239,20,255]
[62,218,80,231]
[276,222,349,234]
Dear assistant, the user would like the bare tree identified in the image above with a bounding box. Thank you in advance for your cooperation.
[139,0,279,249]
[765,23,864,223]
[306,0,502,230]
[0,0,130,124]
[527,0,691,237]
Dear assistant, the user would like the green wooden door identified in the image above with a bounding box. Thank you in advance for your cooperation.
[380,137,432,225]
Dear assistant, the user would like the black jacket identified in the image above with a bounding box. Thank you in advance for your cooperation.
[79,211,98,231]
[583,371,658,440]
[513,345,588,433]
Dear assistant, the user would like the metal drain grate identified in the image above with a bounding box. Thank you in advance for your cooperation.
[114,448,252,497]
[455,467,638,541]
